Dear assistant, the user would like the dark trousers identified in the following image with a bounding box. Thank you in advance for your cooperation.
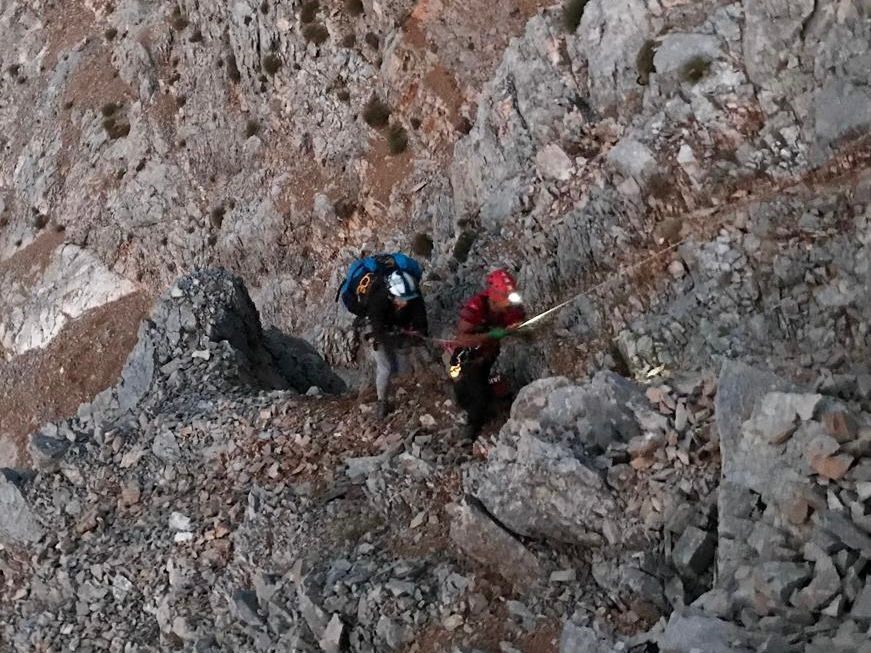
[453,356,495,434]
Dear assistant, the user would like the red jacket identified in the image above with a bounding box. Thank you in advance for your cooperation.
[456,292,525,360]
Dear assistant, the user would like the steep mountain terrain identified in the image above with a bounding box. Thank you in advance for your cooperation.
[3,0,871,651]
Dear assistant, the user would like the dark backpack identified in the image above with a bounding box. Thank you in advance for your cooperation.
[336,253,423,316]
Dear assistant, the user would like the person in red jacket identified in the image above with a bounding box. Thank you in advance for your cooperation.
[450,269,526,439]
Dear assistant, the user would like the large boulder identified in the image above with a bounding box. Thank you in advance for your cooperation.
[0,473,43,546]
[449,499,542,591]
[465,372,662,546]
[658,610,763,653]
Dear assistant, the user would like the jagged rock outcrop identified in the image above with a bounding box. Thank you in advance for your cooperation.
[63,269,343,433]
[464,373,658,546]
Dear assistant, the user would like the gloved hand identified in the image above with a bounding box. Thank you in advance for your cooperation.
[488,327,509,340]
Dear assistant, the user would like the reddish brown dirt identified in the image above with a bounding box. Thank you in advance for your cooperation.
[424,65,464,126]
[63,47,135,114]
[0,230,65,287]
[364,133,415,207]
[406,609,560,653]
[44,0,107,68]
[0,292,151,468]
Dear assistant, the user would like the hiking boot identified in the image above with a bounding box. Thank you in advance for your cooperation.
[376,400,390,420]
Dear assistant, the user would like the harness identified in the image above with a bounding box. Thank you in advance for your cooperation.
[449,295,496,381]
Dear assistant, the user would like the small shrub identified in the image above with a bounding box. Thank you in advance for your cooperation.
[334,198,356,220]
[336,88,351,102]
[454,116,472,135]
[386,124,408,155]
[364,32,379,49]
[135,159,146,172]
[680,56,711,84]
[300,0,319,23]
[189,29,203,43]
[341,33,356,48]
[7,64,20,78]
[101,102,118,117]
[562,0,589,32]
[410,116,421,130]
[244,119,260,138]
[636,39,657,86]
[210,205,225,228]
[102,117,131,139]
[302,23,329,45]
[260,0,269,14]
[263,53,281,75]
[32,212,48,230]
[412,233,434,258]
[344,0,364,16]
[176,94,187,108]
[362,95,390,128]
[105,27,118,41]
[227,53,241,82]
[63,99,74,110]
[453,230,476,262]
[171,15,189,31]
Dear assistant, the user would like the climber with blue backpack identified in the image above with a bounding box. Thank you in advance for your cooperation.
[337,253,429,420]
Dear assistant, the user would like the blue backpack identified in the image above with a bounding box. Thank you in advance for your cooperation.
[336,253,423,316]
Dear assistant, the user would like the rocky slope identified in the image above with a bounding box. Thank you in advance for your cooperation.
[3,0,871,651]
[3,269,871,652]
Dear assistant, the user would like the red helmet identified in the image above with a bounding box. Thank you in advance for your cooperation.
[486,269,517,296]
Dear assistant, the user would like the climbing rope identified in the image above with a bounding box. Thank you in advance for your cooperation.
[419,154,869,353]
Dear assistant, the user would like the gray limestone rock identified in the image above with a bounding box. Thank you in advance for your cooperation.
[792,555,841,612]
[672,527,717,579]
[465,372,660,546]
[658,610,758,653]
[28,434,71,471]
[814,79,871,149]
[653,33,723,77]
[852,580,871,620]
[231,590,263,627]
[559,622,622,653]
[574,0,652,115]
[607,138,658,188]
[449,499,541,591]
[742,0,815,87]
[0,474,44,545]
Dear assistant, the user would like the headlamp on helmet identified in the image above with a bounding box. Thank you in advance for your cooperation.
[388,271,420,301]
